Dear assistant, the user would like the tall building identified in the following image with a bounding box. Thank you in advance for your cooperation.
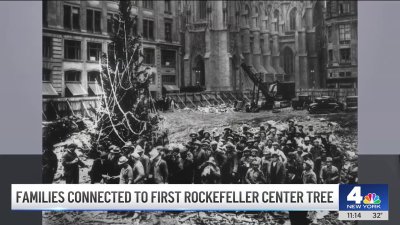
[42,0,182,100]
[178,1,326,91]
[325,1,358,88]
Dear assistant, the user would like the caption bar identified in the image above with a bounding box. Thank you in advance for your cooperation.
[12,184,338,211]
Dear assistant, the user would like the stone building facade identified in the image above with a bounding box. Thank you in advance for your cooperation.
[179,0,327,91]
[42,0,182,99]
[325,1,358,88]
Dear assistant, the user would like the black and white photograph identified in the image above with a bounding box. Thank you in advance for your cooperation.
[42,0,358,224]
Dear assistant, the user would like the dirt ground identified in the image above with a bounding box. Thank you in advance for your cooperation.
[45,108,357,225]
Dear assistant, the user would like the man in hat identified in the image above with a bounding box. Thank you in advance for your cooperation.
[210,141,218,152]
[268,153,286,184]
[302,136,313,152]
[302,160,317,184]
[310,139,325,180]
[293,132,304,147]
[250,148,261,165]
[285,152,303,184]
[103,145,121,184]
[149,146,169,184]
[260,150,271,182]
[239,148,253,183]
[193,140,207,184]
[200,157,221,184]
[223,127,232,138]
[202,131,212,143]
[121,141,135,157]
[187,132,198,151]
[297,125,306,138]
[329,144,344,174]
[89,150,108,184]
[267,127,278,142]
[320,157,339,184]
[118,156,133,184]
[134,145,150,183]
[130,152,145,184]
[165,146,180,184]
[177,147,194,184]
[62,143,87,184]
[198,128,205,141]
[306,125,315,140]
[270,142,287,164]
[42,142,58,184]
[282,140,295,156]
[263,139,274,154]
[220,143,238,184]
[245,160,266,184]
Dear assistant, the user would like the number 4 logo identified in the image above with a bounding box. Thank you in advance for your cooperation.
[347,186,363,204]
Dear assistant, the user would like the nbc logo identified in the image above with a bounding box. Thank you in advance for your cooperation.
[363,193,381,205]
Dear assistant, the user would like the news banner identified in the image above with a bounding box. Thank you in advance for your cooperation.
[11,184,388,221]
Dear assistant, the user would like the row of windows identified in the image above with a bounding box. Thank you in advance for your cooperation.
[326,1,357,18]
[327,24,352,44]
[43,69,100,83]
[44,36,177,68]
[61,4,173,42]
[328,71,353,78]
[328,48,352,64]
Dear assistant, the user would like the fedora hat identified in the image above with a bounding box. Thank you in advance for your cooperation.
[118,156,129,165]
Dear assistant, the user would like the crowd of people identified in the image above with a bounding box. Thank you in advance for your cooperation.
[43,119,356,186]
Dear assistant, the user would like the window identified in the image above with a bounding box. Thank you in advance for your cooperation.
[43,1,48,26]
[162,75,176,84]
[250,37,254,53]
[65,70,81,82]
[254,7,259,27]
[87,42,102,61]
[165,19,172,42]
[43,69,51,82]
[339,72,345,77]
[327,26,332,43]
[328,50,333,62]
[165,0,171,13]
[107,43,115,58]
[88,71,100,83]
[132,17,138,36]
[274,10,279,32]
[143,0,154,10]
[150,72,156,85]
[346,71,352,77]
[199,1,207,20]
[244,5,250,26]
[161,50,176,67]
[87,9,102,33]
[143,48,155,65]
[43,36,52,58]
[64,5,80,30]
[107,13,114,34]
[339,2,350,14]
[64,40,81,60]
[340,48,351,63]
[143,19,154,40]
[289,8,297,30]
[339,24,351,44]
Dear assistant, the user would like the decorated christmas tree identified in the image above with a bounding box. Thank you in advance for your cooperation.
[96,0,159,147]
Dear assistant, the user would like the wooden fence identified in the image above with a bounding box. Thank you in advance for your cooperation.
[166,91,254,108]
[296,88,357,102]
[42,88,357,120]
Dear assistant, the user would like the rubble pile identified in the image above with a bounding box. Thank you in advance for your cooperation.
[177,104,235,114]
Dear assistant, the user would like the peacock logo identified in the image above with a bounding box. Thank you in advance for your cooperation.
[363,193,381,204]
